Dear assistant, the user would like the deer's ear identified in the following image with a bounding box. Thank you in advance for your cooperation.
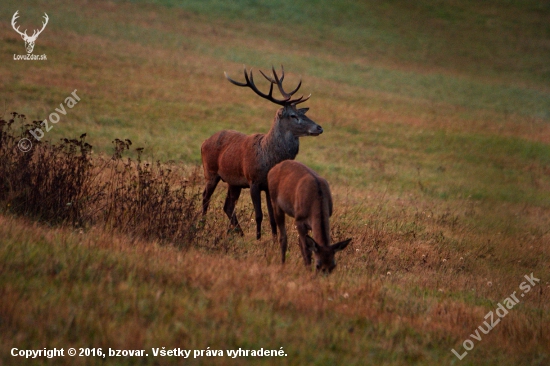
[305,235,319,253]
[298,107,309,115]
[331,238,351,252]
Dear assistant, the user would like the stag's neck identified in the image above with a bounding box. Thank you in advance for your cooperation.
[262,117,299,162]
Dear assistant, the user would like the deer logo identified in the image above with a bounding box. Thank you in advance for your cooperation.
[11,10,49,54]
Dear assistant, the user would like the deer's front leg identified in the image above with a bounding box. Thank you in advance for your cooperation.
[264,189,278,238]
[250,183,263,240]
[272,205,287,263]
[296,221,312,267]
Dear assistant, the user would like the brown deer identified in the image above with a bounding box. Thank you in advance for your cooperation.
[201,65,323,239]
[268,160,351,273]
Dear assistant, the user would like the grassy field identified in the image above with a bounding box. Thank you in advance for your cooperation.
[1,0,549,364]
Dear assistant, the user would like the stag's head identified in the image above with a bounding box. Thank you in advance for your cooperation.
[11,11,49,54]
[306,236,351,274]
[278,105,322,137]
[225,65,323,137]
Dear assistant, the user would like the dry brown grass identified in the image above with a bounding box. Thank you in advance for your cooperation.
[1,198,548,364]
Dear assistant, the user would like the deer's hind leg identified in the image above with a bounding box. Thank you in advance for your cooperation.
[224,185,244,236]
[202,175,221,215]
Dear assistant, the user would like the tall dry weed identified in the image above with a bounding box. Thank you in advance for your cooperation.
[0,113,205,247]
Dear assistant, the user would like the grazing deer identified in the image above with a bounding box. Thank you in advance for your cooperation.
[11,10,49,54]
[201,65,323,239]
[268,160,351,273]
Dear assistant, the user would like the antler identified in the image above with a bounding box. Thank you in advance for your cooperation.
[11,11,48,40]
[29,13,48,40]
[11,11,27,38]
[225,65,310,106]
[260,65,310,105]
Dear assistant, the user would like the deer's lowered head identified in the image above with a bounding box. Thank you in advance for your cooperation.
[305,235,351,274]
[11,10,49,54]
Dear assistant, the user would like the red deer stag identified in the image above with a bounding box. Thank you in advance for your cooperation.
[201,65,323,239]
[268,160,351,273]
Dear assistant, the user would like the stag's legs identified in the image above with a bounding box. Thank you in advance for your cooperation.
[296,221,312,267]
[202,175,221,215]
[223,185,244,236]
[273,206,287,263]
[264,189,278,238]
[250,184,263,240]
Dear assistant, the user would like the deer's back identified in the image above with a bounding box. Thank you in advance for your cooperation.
[268,160,332,221]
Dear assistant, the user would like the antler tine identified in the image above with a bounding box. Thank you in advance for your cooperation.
[11,10,28,37]
[225,65,290,106]
[224,65,248,87]
[27,13,48,40]
[281,64,304,97]
[270,65,304,101]
[270,66,287,99]
[272,65,285,84]
[286,78,303,97]
[247,69,275,101]
[12,10,19,24]
[38,13,49,34]
[292,93,311,106]
[259,69,275,84]
[11,10,19,25]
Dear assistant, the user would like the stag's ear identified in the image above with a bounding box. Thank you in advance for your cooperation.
[298,107,309,115]
[305,235,319,253]
[331,238,351,252]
